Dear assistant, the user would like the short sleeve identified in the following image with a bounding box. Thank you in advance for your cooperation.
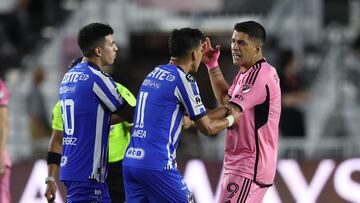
[176,73,206,121]
[52,101,63,131]
[90,69,124,112]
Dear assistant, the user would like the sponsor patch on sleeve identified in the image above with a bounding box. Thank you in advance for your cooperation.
[186,74,196,83]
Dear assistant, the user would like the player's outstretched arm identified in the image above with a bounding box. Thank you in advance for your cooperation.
[202,37,230,105]
[195,105,241,136]
[44,129,62,203]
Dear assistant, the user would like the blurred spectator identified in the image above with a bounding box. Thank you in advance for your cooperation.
[343,35,360,139]
[26,66,51,158]
[0,69,12,203]
[278,49,310,137]
[0,0,71,70]
[0,0,37,67]
[344,35,360,101]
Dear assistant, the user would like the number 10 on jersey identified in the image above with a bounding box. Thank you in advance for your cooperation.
[60,99,75,135]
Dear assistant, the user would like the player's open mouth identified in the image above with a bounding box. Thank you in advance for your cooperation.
[232,54,241,60]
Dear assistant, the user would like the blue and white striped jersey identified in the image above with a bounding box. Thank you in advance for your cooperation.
[59,62,124,182]
[123,64,206,170]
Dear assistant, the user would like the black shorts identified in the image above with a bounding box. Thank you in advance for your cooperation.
[106,160,125,203]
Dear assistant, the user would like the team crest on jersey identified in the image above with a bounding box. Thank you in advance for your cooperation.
[241,85,251,94]
[186,74,196,83]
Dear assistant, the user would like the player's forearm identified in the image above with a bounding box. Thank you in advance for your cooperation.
[206,106,228,120]
[195,115,231,136]
[208,68,230,105]
[48,130,63,153]
[199,118,229,136]
[48,164,60,178]
[0,126,7,153]
[0,108,8,152]
[47,129,62,179]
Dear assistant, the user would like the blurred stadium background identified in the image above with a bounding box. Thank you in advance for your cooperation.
[1,0,360,202]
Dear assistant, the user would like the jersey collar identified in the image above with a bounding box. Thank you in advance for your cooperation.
[253,58,266,66]
[167,63,186,74]
[242,58,266,74]
[85,62,101,71]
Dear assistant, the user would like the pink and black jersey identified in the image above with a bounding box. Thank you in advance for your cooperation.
[226,58,281,187]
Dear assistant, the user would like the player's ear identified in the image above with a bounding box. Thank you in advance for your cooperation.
[191,50,196,61]
[95,47,102,57]
[255,42,262,54]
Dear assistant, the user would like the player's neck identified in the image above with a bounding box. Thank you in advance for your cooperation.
[169,57,191,73]
[82,57,104,70]
[240,55,263,73]
[247,56,263,68]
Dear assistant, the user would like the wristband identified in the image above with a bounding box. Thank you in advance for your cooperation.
[205,60,219,70]
[47,152,62,165]
[45,176,56,184]
[225,115,234,127]
[205,49,220,70]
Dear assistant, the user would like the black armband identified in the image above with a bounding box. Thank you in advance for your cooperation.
[47,152,62,165]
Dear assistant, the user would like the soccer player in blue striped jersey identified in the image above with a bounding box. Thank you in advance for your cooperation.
[122,28,241,203]
[58,23,124,203]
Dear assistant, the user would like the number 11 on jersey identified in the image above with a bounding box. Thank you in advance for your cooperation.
[135,91,148,128]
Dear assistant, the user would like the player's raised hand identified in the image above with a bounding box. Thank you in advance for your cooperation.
[201,37,220,70]
[44,181,57,203]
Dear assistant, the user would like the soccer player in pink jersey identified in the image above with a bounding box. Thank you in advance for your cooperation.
[0,74,11,203]
[202,21,281,202]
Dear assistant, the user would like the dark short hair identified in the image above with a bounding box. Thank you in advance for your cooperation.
[168,27,204,58]
[77,23,114,57]
[234,21,266,44]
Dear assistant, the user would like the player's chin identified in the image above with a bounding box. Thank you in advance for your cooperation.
[232,59,241,66]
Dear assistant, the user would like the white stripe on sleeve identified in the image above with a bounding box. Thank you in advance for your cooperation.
[89,66,122,104]
[93,83,117,112]
[178,71,203,116]
[91,104,104,181]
